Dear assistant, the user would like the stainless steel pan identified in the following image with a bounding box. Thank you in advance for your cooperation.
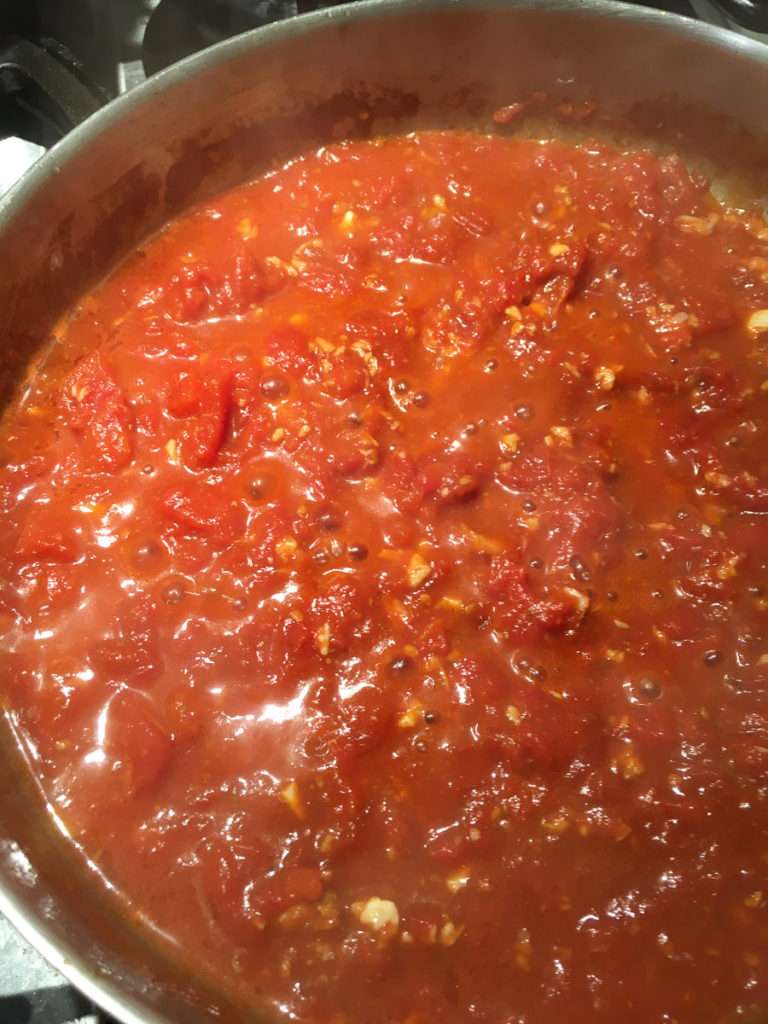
[0,2,766,1021]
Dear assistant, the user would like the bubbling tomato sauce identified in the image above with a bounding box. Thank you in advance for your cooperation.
[1,130,768,1023]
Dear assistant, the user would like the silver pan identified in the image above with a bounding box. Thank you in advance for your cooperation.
[0,2,766,1021]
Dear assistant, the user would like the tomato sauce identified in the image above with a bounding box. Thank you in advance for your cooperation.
[1,130,768,1023]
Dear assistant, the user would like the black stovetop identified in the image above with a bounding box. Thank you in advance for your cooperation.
[0,0,765,1021]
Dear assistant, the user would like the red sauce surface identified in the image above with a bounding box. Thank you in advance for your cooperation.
[2,130,768,1023]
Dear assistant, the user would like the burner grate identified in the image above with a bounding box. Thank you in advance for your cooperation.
[0,916,114,1024]
[141,0,351,78]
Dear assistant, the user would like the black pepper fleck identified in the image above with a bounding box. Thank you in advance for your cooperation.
[161,581,186,605]
[260,375,290,400]
[244,472,275,500]
[389,655,413,673]
[316,507,341,532]
[637,676,661,699]
[569,555,591,582]
[134,540,161,566]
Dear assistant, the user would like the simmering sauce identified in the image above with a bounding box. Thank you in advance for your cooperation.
[1,131,768,1022]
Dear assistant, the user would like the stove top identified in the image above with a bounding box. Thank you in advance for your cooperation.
[0,0,766,192]
[0,915,110,1024]
[0,0,766,1021]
